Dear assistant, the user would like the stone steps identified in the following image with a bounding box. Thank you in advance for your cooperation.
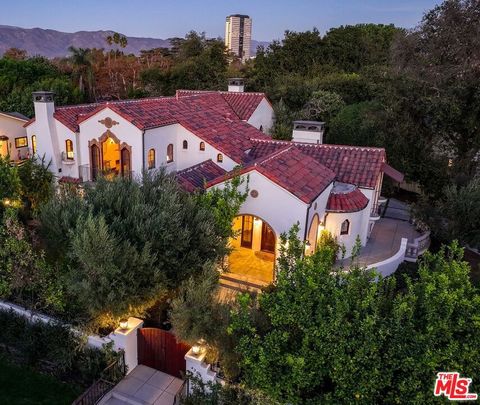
[218,274,266,294]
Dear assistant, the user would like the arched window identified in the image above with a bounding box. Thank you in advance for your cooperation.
[167,143,174,163]
[217,153,223,163]
[148,148,155,169]
[31,135,37,154]
[183,140,188,149]
[65,139,74,160]
[340,219,350,235]
[199,142,205,151]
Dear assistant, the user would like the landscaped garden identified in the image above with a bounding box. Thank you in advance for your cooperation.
[0,355,80,405]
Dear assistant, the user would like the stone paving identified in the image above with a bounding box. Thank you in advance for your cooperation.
[101,365,184,405]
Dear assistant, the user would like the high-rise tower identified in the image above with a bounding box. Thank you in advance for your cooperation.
[225,14,252,62]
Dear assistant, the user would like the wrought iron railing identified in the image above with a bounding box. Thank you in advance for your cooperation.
[174,378,189,404]
[72,351,126,405]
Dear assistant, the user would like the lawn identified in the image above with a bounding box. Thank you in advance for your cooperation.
[0,356,81,405]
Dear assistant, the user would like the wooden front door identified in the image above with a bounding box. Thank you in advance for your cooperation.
[241,215,254,248]
[90,144,100,181]
[137,328,190,378]
[261,222,275,253]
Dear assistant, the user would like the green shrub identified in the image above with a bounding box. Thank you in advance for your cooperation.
[0,309,119,387]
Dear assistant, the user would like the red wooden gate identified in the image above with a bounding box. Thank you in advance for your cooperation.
[137,328,190,378]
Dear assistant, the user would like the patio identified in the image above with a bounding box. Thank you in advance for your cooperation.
[342,198,424,268]
[99,365,184,405]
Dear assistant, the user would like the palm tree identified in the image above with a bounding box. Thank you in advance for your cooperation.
[68,46,91,95]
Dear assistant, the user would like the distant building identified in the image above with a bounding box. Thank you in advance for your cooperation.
[225,14,252,62]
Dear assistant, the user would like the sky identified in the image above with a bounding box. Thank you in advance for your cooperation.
[0,0,443,41]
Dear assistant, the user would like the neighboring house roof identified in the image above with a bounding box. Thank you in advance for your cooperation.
[176,90,269,120]
[248,139,387,189]
[0,111,29,121]
[326,183,369,213]
[176,159,227,192]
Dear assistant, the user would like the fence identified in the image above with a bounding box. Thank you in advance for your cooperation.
[72,353,126,405]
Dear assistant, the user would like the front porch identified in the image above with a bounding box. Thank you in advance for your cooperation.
[220,215,276,293]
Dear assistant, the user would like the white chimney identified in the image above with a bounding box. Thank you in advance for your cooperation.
[32,91,60,173]
[228,78,245,93]
[292,121,325,144]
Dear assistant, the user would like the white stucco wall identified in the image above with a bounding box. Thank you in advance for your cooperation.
[78,108,144,177]
[144,124,238,173]
[27,100,61,174]
[247,98,274,133]
[325,209,367,257]
[0,114,28,159]
[212,170,309,245]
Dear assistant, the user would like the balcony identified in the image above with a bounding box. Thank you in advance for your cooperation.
[61,151,75,164]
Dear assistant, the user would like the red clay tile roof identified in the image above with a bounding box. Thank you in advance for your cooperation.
[28,95,270,164]
[208,145,336,204]
[326,183,369,213]
[176,90,269,120]
[249,139,386,189]
[176,160,227,192]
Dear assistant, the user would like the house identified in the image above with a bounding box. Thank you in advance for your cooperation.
[0,111,30,161]
[24,81,403,285]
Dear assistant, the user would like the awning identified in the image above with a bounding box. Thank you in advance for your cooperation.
[382,162,404,183]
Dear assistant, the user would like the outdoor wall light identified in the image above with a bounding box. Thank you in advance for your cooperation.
[192,345,201,355]
[119,318,129,330]
[305,240,311,248]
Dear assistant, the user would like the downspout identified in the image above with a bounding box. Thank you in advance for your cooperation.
[142,129,145,173]
[303,202,313,257]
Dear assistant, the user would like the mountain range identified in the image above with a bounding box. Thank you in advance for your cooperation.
[0,25,270,58]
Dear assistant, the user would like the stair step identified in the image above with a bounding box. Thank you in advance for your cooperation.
[219,274,266,290]
[219,278,262,293]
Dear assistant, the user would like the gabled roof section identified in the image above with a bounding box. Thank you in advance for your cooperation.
[249,139,386,189]
[176,90,269,120]
[208,145,336,204]
[176,160,227,192]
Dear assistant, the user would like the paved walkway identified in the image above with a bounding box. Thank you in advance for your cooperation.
[100,365,184,405]
[228,246,274,284]
[347,199,421,267]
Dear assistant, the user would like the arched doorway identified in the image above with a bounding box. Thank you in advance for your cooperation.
[0,136,9,158]
[121,147,131,178]
[228,215,276,285]
[91,144,100,181]
[102,135,120,176]
[307,214,320,255]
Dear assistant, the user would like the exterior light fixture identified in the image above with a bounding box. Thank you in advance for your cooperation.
[192,345,201,355]
[119,318,129,330]
[305,240,311,247]
[254,217,261,224]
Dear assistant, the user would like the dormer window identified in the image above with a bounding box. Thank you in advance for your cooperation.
[183,140,188,149]
[148,148,155,169]
[199,142,205,151]
[217,153,223,163]
[340,219,350,235]
[65,139,74,160]
[167,143,174,163]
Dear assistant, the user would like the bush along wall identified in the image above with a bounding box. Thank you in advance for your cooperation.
[0,309,120,388]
